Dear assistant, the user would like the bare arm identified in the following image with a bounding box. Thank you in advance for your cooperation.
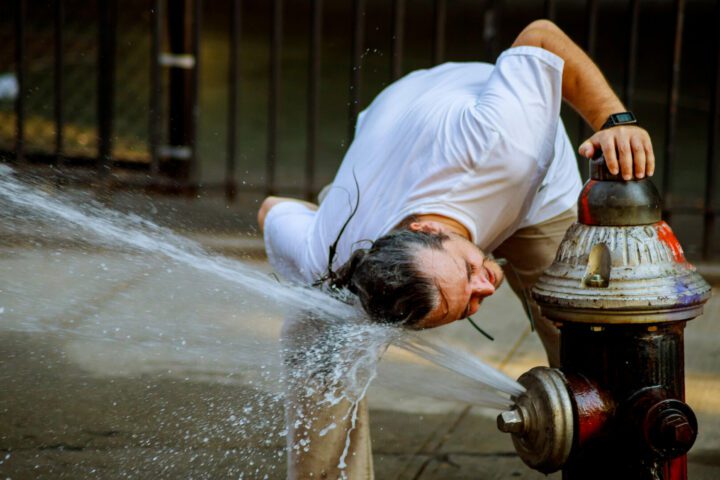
[257,196,318,233]
[513,20,655,180]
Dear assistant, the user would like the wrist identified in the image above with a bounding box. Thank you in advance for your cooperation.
[588,99,627,131]
[600,111,638,130]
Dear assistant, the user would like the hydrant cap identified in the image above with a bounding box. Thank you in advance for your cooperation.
[578,156,662,227]
[497,367,574,473]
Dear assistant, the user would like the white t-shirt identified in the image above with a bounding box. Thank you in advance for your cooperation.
[264,46,582,284]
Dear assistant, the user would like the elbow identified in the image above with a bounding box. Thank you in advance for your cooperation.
[513,19,562,49]
[257,196,278,232]
[526,19,561,33]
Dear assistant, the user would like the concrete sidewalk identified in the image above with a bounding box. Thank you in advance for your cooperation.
[0,236,718,479]
[0,179,719,478]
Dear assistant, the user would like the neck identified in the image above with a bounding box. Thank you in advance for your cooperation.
[414,214,471,239]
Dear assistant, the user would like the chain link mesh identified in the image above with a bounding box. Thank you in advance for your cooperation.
[0,0,151,164]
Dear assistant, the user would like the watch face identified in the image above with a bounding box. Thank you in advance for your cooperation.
[614,112,635,123]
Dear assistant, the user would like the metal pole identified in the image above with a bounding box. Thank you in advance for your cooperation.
[623,0,640,110]
[390,0,405,81]
[267,0,282,195]
[432,0,446,65]
[98,0,117,177]
[578,0,598,180]
[54,0,65,166]
[14,0,26,164]
[703,2,720,260]
[305,0,322,201]
[166,0,194,183]
[483,0,499,61]
[149,0,162,178]
[347,0,365,144]
[544,0,556,21]
[662,0,686,223]
[189,0,201,188]
[226,0,241,201]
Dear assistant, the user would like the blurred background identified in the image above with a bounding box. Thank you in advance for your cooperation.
[0,0,718,259]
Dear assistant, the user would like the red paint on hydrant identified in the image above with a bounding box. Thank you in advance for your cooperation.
[656,221,686,263]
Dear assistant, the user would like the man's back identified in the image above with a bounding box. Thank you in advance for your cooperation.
[264,47,581,284]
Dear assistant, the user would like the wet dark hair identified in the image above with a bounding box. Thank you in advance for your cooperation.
[330,229,448,325]
[313,174,448,325]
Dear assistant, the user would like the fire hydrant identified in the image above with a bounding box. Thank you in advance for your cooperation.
[497,157,711,479]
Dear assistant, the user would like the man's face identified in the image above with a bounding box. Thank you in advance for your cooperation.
[414,234,504,329]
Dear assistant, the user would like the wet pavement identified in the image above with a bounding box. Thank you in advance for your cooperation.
[1,202,719,479]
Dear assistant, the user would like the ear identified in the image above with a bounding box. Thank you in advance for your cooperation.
[408,221,444,235]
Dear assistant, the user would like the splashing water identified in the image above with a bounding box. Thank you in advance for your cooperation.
[0,166,523,478]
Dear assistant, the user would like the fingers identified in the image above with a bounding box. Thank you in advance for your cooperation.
[600,135,619,176]
[616,133,635,180]
[631,137,646,179]
[645,137,655,176]
[585,126,655,180]
[578,140,594,158]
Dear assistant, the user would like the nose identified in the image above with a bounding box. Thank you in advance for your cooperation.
[472,275,496,297]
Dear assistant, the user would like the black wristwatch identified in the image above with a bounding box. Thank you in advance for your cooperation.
[601,111,638,130]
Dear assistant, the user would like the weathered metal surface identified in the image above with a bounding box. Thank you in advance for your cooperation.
[623,386,697,460]
[533,221,711,323]
[563,373,614,450]
[560,322,695,479]
[580,156,661,225]
[578,178,661,226]
[581,155,661,225]
[496,367,573,473]
[534,157,711,324]
[499,158,710,479]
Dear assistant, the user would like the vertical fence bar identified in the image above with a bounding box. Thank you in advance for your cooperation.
[189,0,201,187]
[578,0,598,179]
[662,0,686,222]
[54,0,64,165]
[149,0,161,178]
[347,0,365,144]
[167,0,190,180]
[544,0,556,20]
[432,0,446,65]
[305,0,322,200]
[391,0,405,81]
[703,2,720,260]
[585,0,598,59]
[226,0,240,201]
[267,0,282,195]
[14,0,26,164]
[483,0,499,61]
[623,0,640,109]
[97,0,117,177]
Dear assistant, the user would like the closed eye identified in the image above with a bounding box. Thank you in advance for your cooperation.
[465,260,474,282]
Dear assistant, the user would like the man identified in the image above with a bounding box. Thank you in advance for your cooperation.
[260,19,654,479]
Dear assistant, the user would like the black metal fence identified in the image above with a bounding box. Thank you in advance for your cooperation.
[0,0,718,259]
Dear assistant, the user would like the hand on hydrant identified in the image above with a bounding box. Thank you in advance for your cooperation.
[578,125,655,181]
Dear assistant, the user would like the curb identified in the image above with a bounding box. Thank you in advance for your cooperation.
[185,233,266,259]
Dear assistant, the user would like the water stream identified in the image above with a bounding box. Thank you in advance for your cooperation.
[0,165,523,478]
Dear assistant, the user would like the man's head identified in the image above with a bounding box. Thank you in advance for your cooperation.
[332,219,504,328]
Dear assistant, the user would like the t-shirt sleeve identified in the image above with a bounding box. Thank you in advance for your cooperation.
[263,201,317,284]
[462,45,564,164]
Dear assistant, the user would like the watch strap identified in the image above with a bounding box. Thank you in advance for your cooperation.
[601,111,638,130]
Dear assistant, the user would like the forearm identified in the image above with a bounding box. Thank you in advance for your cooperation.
[257,196,318,232]
[513,20,624,131]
